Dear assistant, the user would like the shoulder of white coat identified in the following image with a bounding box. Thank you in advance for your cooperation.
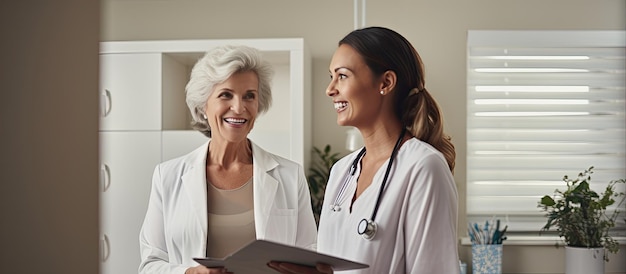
[399,138,450,170]
[152,141,208,191]
[158,141,207,171]
[250,141,303,173]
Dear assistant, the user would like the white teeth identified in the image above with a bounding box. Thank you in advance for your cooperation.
[334,102,348,110]
[224,118,246,124]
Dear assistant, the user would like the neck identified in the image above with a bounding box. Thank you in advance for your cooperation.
[207,138,252,168]
[359,121,406,160]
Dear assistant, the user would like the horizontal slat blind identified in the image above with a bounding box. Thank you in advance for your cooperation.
[467,30,626,232]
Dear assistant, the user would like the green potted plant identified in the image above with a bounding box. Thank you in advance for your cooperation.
[307,145,340,225]
[538,166,625,273]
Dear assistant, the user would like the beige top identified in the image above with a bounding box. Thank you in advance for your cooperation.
[206,178,256,258]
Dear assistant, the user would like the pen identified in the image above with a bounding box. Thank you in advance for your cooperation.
[492,220,500,244]
[498,225,508,244]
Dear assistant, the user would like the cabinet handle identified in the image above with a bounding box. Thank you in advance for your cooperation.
[101,234,110,262]
[100,164,111,192]
[101,89,112,117]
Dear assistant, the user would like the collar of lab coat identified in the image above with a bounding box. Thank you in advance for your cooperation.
[180,139,280,239]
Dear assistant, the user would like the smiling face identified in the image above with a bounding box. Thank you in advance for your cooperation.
[204,71,259,143]
[326,44,383,128]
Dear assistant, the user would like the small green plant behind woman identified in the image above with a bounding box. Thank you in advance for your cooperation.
[538,166,626,261]
[307,145,340,225]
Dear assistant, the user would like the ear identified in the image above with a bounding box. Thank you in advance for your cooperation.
[379,70,397,94]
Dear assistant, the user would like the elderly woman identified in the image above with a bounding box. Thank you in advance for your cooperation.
[139,45,317,274]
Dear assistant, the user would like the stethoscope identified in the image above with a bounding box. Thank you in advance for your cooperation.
[330,128,406,240]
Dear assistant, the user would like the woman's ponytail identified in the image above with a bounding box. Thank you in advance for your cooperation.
[403,88,456,173]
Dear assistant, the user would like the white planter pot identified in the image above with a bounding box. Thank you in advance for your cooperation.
[565,246,605,274]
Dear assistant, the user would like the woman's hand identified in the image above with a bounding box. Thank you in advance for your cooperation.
[267,262,333,274]
[185,265,233,274]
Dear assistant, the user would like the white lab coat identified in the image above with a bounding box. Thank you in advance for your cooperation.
[139,140,317,274]
[318,138,460,274]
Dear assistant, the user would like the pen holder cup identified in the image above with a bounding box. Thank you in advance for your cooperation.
[471,244,502,274]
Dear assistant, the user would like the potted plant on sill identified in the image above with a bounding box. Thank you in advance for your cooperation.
[538,166,626,274]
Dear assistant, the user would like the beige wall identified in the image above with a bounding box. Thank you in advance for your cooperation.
[100,0,626,273]
[0,1,100,273]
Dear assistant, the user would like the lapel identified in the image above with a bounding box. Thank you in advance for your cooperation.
[181,141,210,237]
[179,140,281,239]
[251,141,280,237]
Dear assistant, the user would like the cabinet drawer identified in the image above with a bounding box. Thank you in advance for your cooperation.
[99,131,161,274]
[99,53,162,130]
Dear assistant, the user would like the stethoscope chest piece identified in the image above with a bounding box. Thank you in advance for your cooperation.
[357,218,377,240]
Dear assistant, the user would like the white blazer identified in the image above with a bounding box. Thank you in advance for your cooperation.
[139,140,318,274]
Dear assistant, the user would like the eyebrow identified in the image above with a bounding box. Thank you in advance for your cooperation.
[217,88,258,93]
[329,67,352,73]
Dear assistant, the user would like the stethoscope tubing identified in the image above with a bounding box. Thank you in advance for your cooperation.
[369,127,406,222]
[331,128,407,240]
[333,148,367,211]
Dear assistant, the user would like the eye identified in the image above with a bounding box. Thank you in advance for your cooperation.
[218,91,233,99]
[329,73,347,80]
[243,92,256,100]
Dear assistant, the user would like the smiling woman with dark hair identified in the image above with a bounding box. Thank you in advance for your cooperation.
[270,26,459,274]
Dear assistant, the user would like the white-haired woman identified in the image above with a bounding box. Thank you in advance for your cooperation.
[139,45,317,274]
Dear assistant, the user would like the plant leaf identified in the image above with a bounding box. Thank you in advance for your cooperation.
[540,195,556,206]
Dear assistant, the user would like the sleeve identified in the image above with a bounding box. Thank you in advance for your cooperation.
[294,164,319,250]
[138,165,188,274]
[404,154,460,274]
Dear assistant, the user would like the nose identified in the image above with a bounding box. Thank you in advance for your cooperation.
[230,98,246,114]
[326,78,337,97]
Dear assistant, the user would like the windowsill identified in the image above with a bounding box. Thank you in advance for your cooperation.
[460,236,626,246]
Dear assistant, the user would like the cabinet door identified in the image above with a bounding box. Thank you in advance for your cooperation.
[100,53,162,131]
[99,131,161,274]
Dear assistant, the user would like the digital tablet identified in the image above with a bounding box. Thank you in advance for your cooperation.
[193,239,368,273]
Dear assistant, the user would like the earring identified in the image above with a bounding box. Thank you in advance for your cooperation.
[380,90,384,95]
[201,113,208,120]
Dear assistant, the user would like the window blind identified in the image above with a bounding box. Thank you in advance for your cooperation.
[466,30,626,232]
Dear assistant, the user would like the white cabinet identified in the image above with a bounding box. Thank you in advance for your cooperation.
[99,132,161,274]
[100,54,162,131]
[99,39,311,274]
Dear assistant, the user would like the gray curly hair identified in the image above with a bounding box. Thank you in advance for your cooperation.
[185,45,273,137]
